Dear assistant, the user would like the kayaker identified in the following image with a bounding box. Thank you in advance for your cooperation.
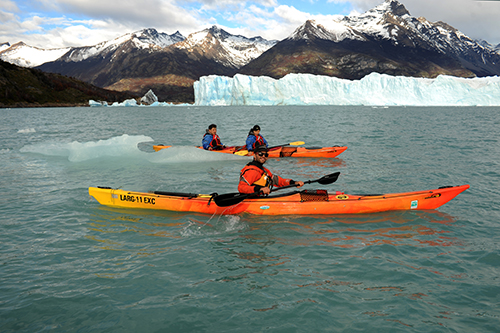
[238,145,304,195]
[246,125,268,151]
[202,124,226,150]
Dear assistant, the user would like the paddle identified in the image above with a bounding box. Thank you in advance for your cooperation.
[213,171,340,207]
[234,141,305,156]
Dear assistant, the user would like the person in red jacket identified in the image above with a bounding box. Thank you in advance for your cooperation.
[238,145,304,195]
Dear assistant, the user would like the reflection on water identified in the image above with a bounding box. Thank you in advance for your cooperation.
[241,210,459,249]
[89,206,459,251]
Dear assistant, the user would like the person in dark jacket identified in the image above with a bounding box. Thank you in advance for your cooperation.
[246,125,268,151]
[202,124,226,150]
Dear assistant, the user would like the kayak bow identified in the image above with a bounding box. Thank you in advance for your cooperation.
[89,184,469,216]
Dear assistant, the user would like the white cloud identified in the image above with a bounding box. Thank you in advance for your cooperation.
[53,0,201,31]
[1,0,499,49]
[215,4,344,40]
[194,0,278,11]
[0,0,208,48]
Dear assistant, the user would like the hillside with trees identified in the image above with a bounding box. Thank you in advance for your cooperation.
[0,60,136,108]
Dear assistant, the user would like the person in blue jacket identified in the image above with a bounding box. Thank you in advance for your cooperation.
[202,124,226,150]
[246,125,268,151]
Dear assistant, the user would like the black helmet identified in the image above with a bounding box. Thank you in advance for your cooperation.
[254,145,268,153]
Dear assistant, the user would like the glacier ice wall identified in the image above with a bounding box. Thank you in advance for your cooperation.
[194,73,500,106]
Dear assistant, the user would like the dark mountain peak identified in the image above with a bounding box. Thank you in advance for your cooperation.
[139,28,160,36]
[381,0,410,17]
[350,0,409,24]
[203,25,271,44]
[205,25,236,41]
[132,28,185,47]
[288,20,338,41]
[10,41,27,48]
[207,25,222,33]
[171,31,184,40]
[303,20,318,30]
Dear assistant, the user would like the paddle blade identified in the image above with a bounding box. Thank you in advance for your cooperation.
[234,150,249,156]
[289,141,305,146]
[316,172,340,185]
[214,192,252,207]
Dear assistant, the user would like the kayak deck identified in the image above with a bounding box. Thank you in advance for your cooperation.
[152,144,348,158]
[89,184,469,216]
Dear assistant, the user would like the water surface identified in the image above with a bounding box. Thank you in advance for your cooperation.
[1,106,499,332]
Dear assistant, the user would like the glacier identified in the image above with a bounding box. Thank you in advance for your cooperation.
[194,73,500,106]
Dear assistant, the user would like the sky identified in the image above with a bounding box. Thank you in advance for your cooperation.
[1,0,499,49]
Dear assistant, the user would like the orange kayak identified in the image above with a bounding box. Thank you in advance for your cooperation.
[89,184,469,216]
[153,144,348,158]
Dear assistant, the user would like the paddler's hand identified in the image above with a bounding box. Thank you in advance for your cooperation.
[295,181,304,188]
[260,187,271,195]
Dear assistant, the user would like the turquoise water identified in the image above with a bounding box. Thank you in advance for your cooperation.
[1,106,499,332]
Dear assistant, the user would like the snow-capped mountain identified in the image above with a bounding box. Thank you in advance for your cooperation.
[293,0,499,75]
[0,42,71,67]
[0,26,274,70]
[59,28,185,63]
[34,26,276,102]
[240,0,500,79]
[174,26,276,68]
[0,28,185,67]
[288,0,413,42]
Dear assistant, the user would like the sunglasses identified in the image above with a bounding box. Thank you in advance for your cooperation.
[257,152,269,157]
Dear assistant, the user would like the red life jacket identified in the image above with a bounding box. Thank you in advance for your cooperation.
[251,134,266,150]
[204,133,222,149]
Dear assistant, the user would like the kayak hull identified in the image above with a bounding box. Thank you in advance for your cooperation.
[152,145,348,158]
[89,185,469,216]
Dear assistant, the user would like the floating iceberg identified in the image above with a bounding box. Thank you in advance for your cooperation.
[89,90,192,107]
[140,89,159,105]
[194,73,500,106]
[112,99,138,107]
[20,134,153,162]
[89,100,108,107]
